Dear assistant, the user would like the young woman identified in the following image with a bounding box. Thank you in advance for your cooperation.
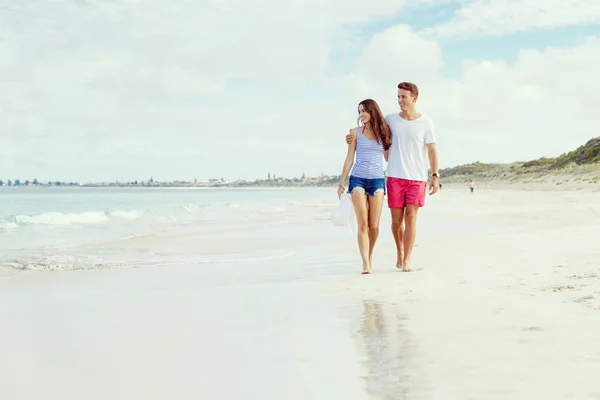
[337,99,392,274]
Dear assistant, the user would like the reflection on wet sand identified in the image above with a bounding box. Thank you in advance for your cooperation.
[356,300,430,400]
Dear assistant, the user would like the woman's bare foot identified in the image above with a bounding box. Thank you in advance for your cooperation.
[362,262,371,274]
[402,261,413,272]
[396,252,404,269]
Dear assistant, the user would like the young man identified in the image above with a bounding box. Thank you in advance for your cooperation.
[346,82,439,271]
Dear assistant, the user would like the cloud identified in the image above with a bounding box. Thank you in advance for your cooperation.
[338,25,600,169]
[1,1,600,182]
[1,0,417,181]
[422,0,600,38]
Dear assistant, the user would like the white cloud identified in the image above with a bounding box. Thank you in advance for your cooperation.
[356,25,444,84]
[338,25,600,169]
[422,0,600,38]
[1,0,418,182]
[1,1,600,182]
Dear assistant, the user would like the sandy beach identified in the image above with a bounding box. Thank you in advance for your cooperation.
[1,186,600,399]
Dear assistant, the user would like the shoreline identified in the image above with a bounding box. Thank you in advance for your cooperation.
[2,174,600,192]
[0,185,335,191]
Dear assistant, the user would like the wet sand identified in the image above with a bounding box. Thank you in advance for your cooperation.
[1,188,600,399]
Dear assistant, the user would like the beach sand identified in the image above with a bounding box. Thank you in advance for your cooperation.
[1,187,600,399]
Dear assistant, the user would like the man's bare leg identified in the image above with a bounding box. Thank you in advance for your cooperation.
[390,208,405,269]
[402,205,419,271]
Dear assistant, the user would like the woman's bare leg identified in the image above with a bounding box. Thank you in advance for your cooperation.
[351,189,370,274]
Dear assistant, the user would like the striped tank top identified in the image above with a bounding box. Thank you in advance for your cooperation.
[350,126,385,179]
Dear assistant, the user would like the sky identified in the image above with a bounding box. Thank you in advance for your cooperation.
[1,0,600,183]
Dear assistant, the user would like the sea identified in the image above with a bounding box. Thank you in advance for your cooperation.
[0,186,357,272]
[0,185,517,274]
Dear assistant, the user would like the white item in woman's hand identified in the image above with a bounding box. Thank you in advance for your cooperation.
[330,193,357,234]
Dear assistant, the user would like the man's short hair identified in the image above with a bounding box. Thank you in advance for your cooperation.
[397,82,419,98]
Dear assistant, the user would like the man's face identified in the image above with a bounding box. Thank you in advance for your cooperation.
[397,89,416,110]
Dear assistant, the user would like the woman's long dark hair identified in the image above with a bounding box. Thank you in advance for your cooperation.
[358,99,392,150]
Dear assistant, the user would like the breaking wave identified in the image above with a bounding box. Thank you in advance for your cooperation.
[0,209,143,230]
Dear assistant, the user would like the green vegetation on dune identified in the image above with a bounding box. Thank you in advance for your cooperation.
[439,161,505,178]
[440,137,600,181]
[522,137,600,169]
[546,137,600,168]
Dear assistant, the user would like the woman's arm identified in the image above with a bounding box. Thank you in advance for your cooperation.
[338,128,357,195]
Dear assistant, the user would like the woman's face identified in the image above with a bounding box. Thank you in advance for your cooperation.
[358,104,371,125]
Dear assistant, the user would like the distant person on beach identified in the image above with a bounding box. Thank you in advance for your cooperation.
[338,99,392,274]
[346,82,439,272]
[439,182,442,191]
[469,181,475,193]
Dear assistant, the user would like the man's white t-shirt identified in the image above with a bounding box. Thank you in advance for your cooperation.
[385,113,436,182]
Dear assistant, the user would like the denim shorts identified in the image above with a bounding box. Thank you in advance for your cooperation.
[348,175,386,197]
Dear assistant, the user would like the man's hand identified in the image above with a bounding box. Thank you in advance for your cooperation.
[429,177,439,195]
[426,143,439,196]
[345,129,354,145]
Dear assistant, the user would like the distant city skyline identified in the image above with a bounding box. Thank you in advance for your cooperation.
[0,172,333,186]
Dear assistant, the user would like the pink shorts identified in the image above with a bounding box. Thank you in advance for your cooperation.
[387,177,427,208]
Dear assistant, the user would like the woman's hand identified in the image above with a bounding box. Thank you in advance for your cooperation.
[337,184,345,199]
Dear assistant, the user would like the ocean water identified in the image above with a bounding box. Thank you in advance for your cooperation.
[0,186,522,273]
[0,187,348,272]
